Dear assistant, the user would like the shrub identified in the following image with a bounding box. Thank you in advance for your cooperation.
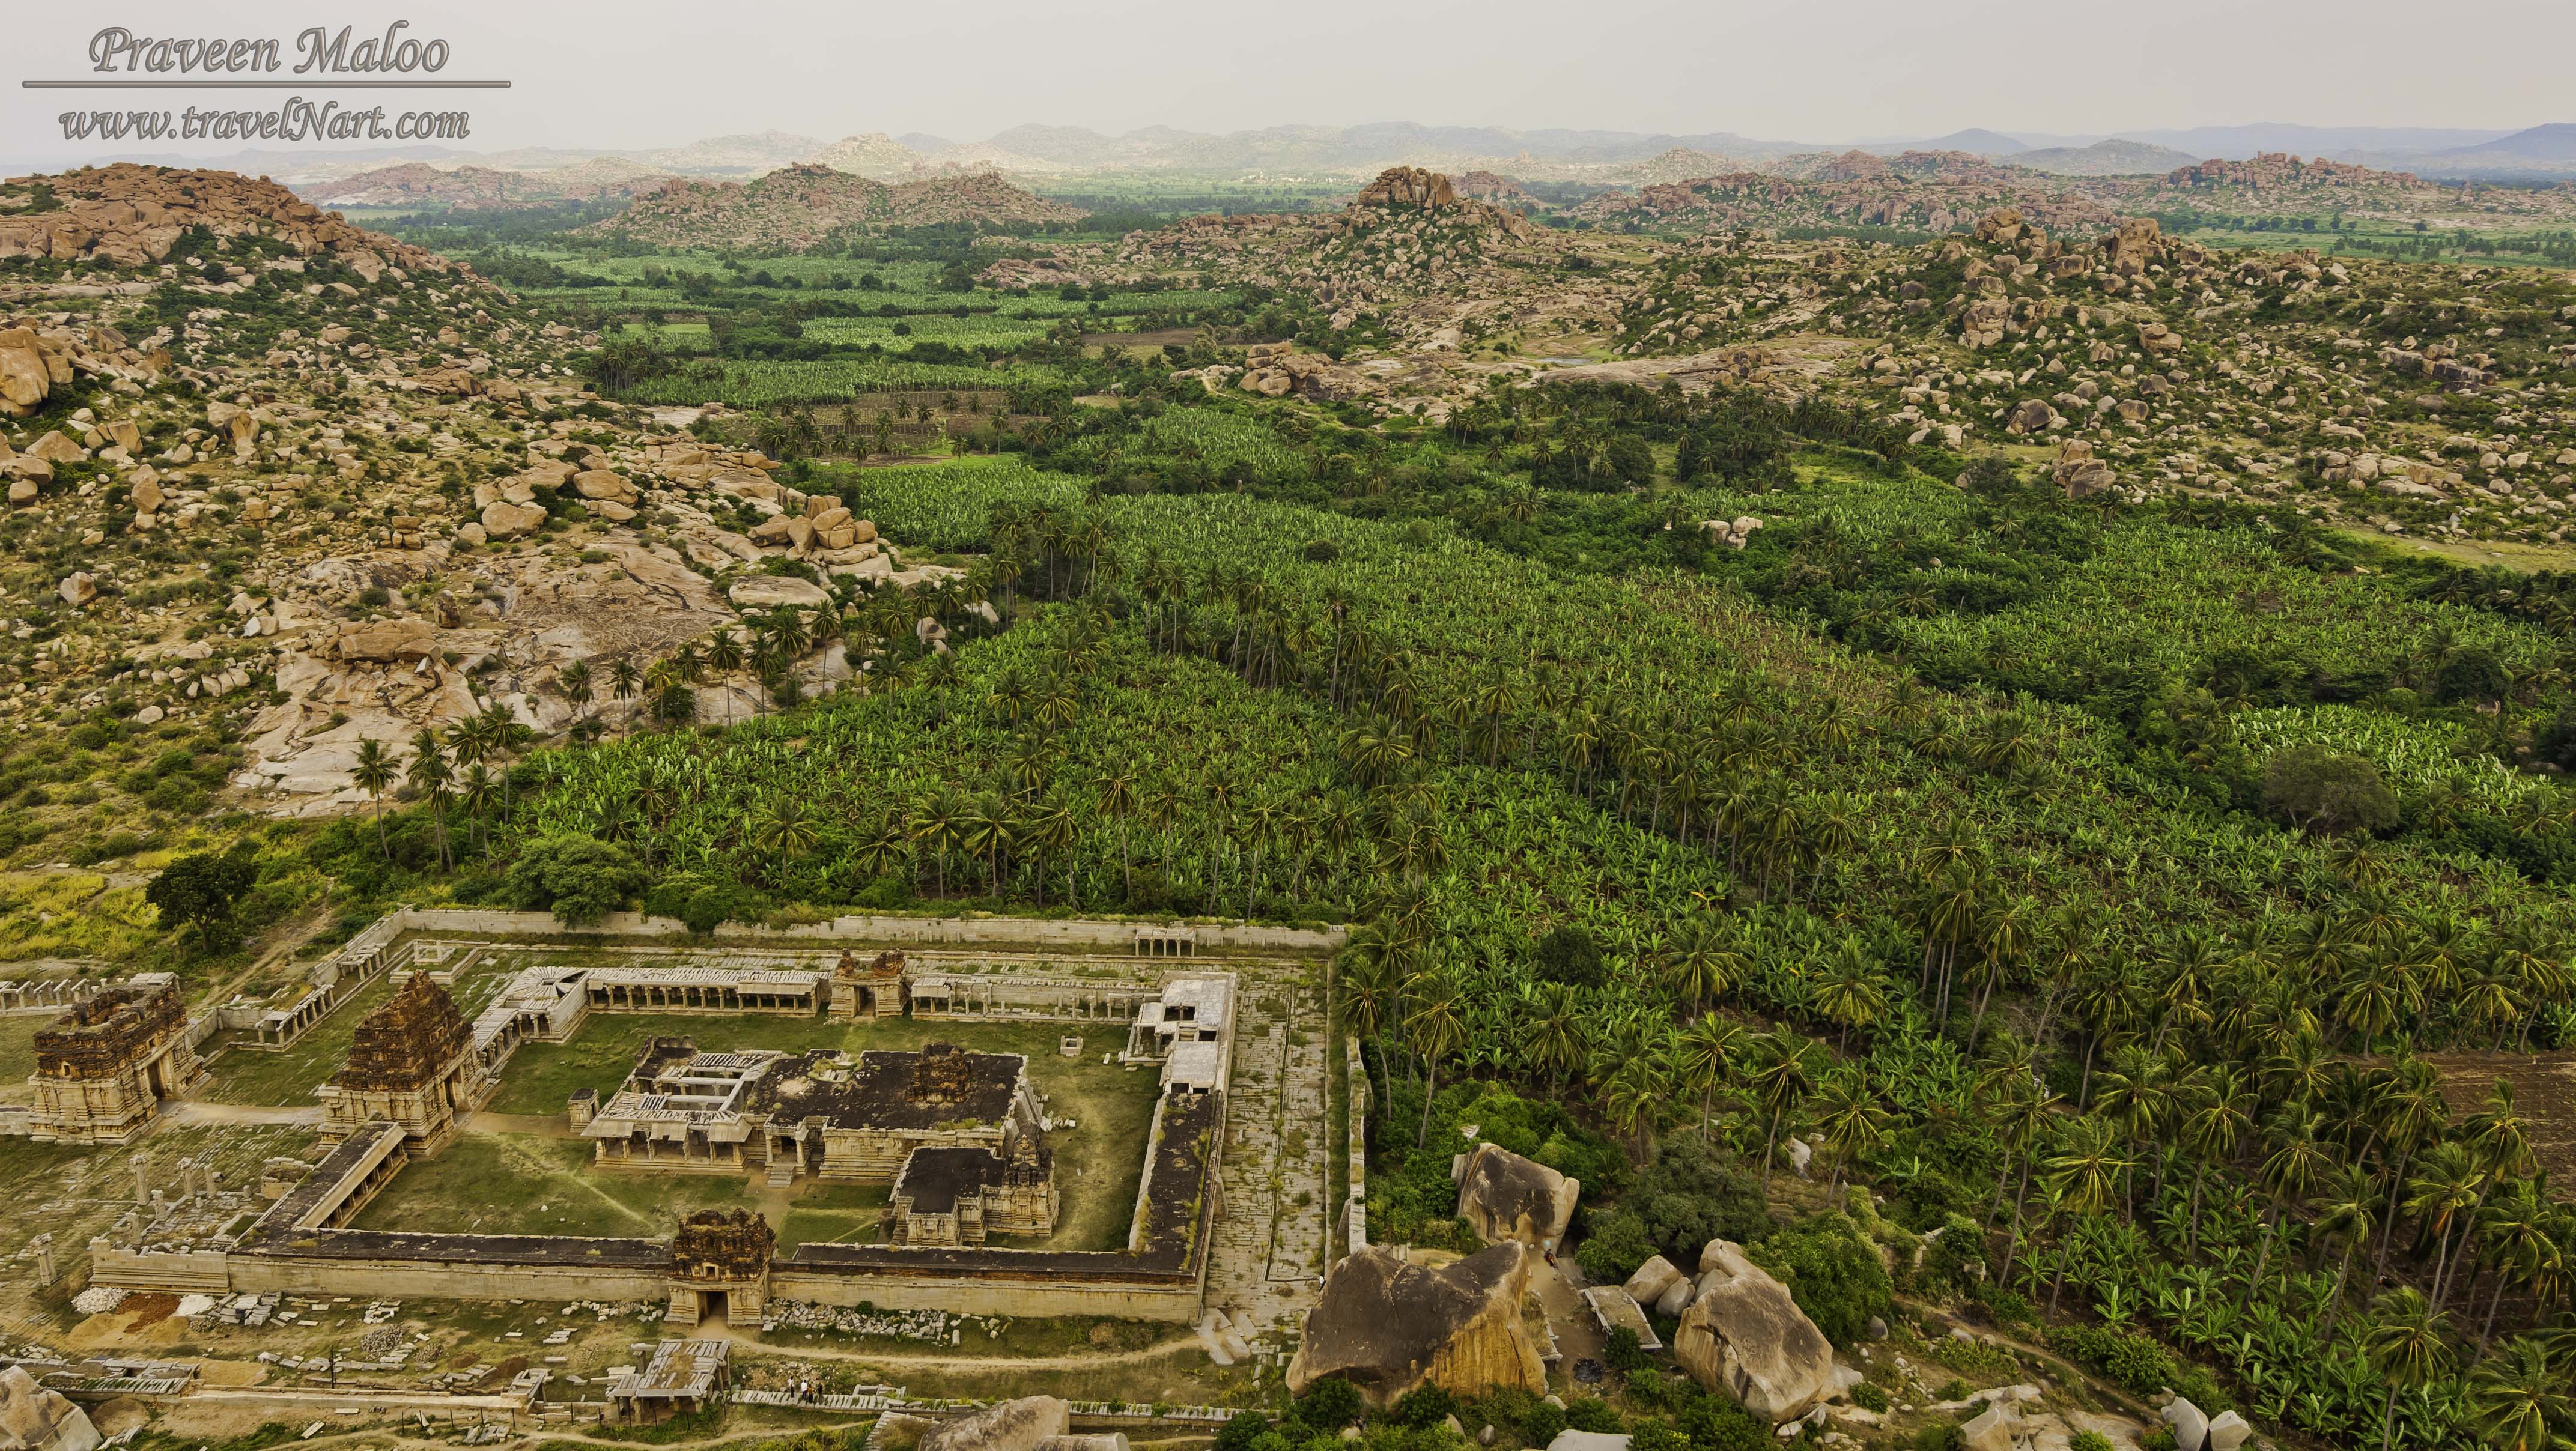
[1581,1135,1769,1279]
[2261,745,2397,835]
[1746,1213,1891,1346]
[1295,1378,1361,1429]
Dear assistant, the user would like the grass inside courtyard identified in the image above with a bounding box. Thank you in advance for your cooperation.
[344,1133,896,1247]
[192,964,517,1108]
[0,1017,43,1102]
[366,1013,1161,1252]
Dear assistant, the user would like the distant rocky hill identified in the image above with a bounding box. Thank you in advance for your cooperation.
[303,159,676,211]
[0,162,956,822]
[803,133,930,180]
[586,163,1082,250]
[2,163,461,276]
[2011,139,2204,176]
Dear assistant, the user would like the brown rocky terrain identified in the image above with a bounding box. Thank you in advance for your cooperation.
[587,164,1083,251]
[301,160,677,211]
[1,165,458,276]
[1013,168,2576,541]
[0,166,962,828]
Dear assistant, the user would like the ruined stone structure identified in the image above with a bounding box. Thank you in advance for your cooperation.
[318,974,477,1150]
[82,915,1289,1325]
[884,1134,1059,1246]
[830,948,911,1019]
[26,978,201,1144]
[666,1208,776,1326]
[582,1038,1053,1201]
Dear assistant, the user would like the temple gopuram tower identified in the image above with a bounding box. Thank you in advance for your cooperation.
[27,978,201,1144]
[318,973,476,1151]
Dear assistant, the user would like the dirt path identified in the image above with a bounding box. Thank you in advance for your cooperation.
[160,1101,321,1128]
[464,1112,577,1138]
[700,1322,1206,1373]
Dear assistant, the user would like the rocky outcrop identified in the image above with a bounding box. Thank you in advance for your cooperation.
[1287,1243,1547,1407]
[1670,1240,1836,1423]
[2052,439,2116,497]
[1454,1142,1580,1250]
[919,1397,1069,1451]
[1356,167,1463,212]
[589,165,1080,252]
[1345,168,1532,237]
[0,321,168,418]
[0,1365,100,1451]
[1,165,456,276]
[2102,217,2166,276]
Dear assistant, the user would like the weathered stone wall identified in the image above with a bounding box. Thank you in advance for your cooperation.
[219,1253,673,1303]
[382,908,1340,954]
[768,1267,1202,1321]
[85,1246,231,1292]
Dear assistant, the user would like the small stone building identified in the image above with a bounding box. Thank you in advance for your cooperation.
[27,978,201,1144]
[318,974,478,1151]
[884,1134,1059,1246]
[606,1340,729,1425]
[666,1208,774,1327]
[829,948,910,1020]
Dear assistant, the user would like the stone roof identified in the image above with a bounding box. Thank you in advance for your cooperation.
[750,1044,1022,1131]
[670,1208,774,1278]
[34,983,185,1080]
[333,974,470,1091]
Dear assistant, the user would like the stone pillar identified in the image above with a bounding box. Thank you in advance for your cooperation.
[31,1234,55,1286]
[133,1158,150,1204]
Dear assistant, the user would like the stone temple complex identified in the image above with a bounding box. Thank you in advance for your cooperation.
[71,910,1336,1334]
[26,978,202,1145]
[574,1035,1059,1238]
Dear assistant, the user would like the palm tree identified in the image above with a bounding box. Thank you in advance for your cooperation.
[1810,1070,1889,1196]
[751,798,820,886]
[1660,917,1743,1015]
[1746,1026,1820,1195]
[705,630,746,726]
[2468,1336,2569,1451]
[1525,983,1591,1098]
[2178,1065,2255,1251]
[1018,795,1076,908]
[2312,1163,2383,1333]
[607,656,643,715]
[2410,1141,2493,1315]
[906,787,968,898]
[351,738,397,858]
[1095,768,1138,901]
[1812,939,1891,1053]
[2249,1104,2336,1301]
[554,661,594,736]
[457,763,502,862]
[1673,1011,1743,1142]
[2363,1289,2457,1451]
[1405,972,1465,1148]
[404,728,452,871]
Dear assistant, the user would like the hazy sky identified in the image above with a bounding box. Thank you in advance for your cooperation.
[5,0,2570,162]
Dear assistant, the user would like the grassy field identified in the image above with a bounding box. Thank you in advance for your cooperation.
[347,1133,780,1240]
[0,873,160,963]
[0,1016,42,1102]
[193,964,518,1108]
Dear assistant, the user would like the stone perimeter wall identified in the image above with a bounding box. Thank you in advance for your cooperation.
[386,907,1343,954]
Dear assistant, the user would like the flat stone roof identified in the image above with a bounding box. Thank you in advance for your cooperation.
[893,1145,1009,1216]
[750,1046,1022,1132]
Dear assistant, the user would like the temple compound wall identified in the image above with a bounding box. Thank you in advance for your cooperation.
[28,977,202,1144]
[85,912,1271,1324]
